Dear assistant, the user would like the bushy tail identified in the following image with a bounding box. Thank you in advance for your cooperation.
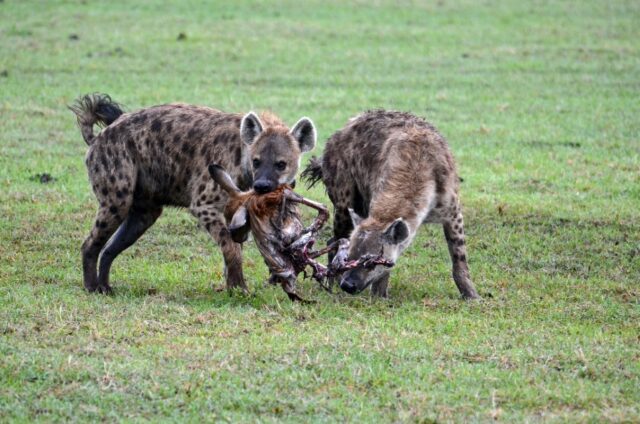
[68,93,124,145]
[300,155,324,188]
[208,164,241,196]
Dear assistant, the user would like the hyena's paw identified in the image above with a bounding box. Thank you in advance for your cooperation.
[87,283,114,296]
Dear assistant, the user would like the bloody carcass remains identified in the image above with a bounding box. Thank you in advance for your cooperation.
[208,164,393,301]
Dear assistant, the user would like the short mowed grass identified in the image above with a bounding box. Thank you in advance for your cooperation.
[1,0,639,421]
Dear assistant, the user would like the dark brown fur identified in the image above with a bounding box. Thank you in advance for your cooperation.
[70,94,316,294]
[302,110,480,299]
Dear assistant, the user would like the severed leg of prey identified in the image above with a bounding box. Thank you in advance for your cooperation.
[271,271,314,303]
[283,189,329,235]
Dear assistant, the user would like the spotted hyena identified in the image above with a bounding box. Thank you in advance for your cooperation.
[302,110,479,299]
[70,94,316,294]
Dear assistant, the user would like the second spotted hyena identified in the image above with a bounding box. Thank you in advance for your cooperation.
[302,110,479,299]
[70,94,316,295]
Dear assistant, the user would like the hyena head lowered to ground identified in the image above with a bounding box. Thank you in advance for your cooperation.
[70,93,316,295]
[302,110,480,299]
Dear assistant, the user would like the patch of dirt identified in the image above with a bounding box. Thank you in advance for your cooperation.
[30,173,56,183]
[524,140,581,149]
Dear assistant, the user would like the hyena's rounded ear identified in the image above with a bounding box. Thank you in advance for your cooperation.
[383,218,409,245]
[348,208,364,227]
[240,112,264,145]
[290,117,317,153]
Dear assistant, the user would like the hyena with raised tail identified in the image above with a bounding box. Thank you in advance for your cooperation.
[70,94,316,295]
[302,110,479,299]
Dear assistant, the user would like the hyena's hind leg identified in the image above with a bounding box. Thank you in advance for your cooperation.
[82,203,129,294]
[97,205,163,289]
[442,202,480,300]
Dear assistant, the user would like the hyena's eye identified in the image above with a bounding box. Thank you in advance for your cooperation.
[252,158,261,168]
[275,161,286,171]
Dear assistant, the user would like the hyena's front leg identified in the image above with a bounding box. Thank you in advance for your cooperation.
[190,194,247,293]
[442,208,480,300]
[371,273,390,298]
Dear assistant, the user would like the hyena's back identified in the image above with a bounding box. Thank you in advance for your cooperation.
[86,103,250,209]
[321,110,458,219]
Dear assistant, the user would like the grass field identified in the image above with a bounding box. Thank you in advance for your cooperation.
[1,0,639,421]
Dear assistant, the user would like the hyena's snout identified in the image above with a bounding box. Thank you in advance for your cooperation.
[340,269,365,294]
[253,178,277,194]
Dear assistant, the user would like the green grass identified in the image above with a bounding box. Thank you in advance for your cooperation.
[1,0,639,421]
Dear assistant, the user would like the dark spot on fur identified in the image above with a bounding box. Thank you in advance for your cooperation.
[234,147,241,166]
[214,195,220,202]
[109,206,118,215]
[132,113,147,125]
[198,184,206,193]
[434,166,448,194]
[151,119,162,133]
[101,188,108,196]
[173,134,181,145]
[116,190,123,198]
